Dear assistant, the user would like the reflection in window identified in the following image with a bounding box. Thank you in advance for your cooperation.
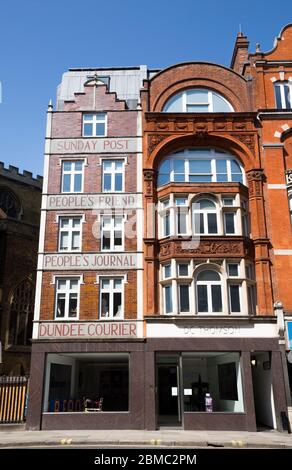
[163,89,233,113]
[157,149,243,186]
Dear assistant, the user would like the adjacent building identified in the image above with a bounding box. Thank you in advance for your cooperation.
[0,163,42,375]
[27,25,292,431]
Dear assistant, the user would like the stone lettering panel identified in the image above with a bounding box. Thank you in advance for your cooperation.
[50,138,138,154]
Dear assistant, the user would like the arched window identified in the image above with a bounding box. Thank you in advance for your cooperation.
[0,187,21,219]
[196,270,222,313]
[193,198,218,234]
[157,149,244,186]
[8,279,34,346]
[163,88,233,113]
[274,81,292,109]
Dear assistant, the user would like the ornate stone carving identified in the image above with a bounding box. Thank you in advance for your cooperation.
[246,169,265,198]
[159,238,246,258]
[148,134,169,154]
[235,134,256,153]
[143,169,157,196]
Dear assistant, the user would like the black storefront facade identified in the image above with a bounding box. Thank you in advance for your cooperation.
[26,318,290,432]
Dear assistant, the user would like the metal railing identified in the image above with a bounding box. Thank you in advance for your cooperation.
[0,376,28,423]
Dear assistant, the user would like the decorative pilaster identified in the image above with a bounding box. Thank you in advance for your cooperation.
[143,169,158,316]
[246,169,273,315]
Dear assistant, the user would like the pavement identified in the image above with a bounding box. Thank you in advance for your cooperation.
[0,426,292,448]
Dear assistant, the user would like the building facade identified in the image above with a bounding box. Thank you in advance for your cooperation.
[0,163,42,375]
[27,26,292,431]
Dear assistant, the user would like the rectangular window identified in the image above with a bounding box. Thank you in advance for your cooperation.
[229,284,241,312]
[177,209,187,234]
[223,198,234,206]
[164,285,173,313]
[172,160,185,182]
[228,263,239,277]
[211,285,222,312]
[178,264,189,276]
[182,352,244,412]
[59,217,82,251]
[163,211,170,236]
[179,284,190,312]
[189,159,212,182]
[83,113,107,137]
[275,83,292,110]
[194,213,204,234]
[100,278,123,319]
[207,213,217,233]
[45,353,129,413]
[55,278,80,319]
[224,212,235,234]
[247,284,256,315]
[101,215,124,251]
[62,161,83,193]
[102,160,124,192]
[164,264,171,278]
[197,285,208,312]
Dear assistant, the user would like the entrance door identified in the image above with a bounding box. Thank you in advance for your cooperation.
[157,364,181,426]
[251,351,276,429]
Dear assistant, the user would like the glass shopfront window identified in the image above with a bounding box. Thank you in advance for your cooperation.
[44,353,129,413]
[182,352,244,412]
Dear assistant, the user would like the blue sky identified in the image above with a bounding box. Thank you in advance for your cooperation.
[0,0,291,176]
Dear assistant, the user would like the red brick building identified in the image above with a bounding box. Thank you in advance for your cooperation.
[27,26,292,431]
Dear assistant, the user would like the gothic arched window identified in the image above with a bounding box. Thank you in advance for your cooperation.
[8,279,34,346]
[0,187,21,219]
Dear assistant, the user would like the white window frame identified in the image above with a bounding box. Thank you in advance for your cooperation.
[83,113,107,137]
[274,81,292,109]
[223,210,236,235]
[99,277,124,319]
[158,149,244,186]
[228,283,242,313]
[102,159,125,192]
[54,277,81,319]
[192,199,219,235]
[58,216,83,252]
[159,260,255,316]
[61,160,84,193]
[164,89,234,112]
[100,214,125,251]
[196,271,223,314]
[163,284,173,314]
[178,283,190,313]
[175,197,189,235]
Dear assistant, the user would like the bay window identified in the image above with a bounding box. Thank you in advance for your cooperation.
[160,260,255,316]
[157,149,244,187]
